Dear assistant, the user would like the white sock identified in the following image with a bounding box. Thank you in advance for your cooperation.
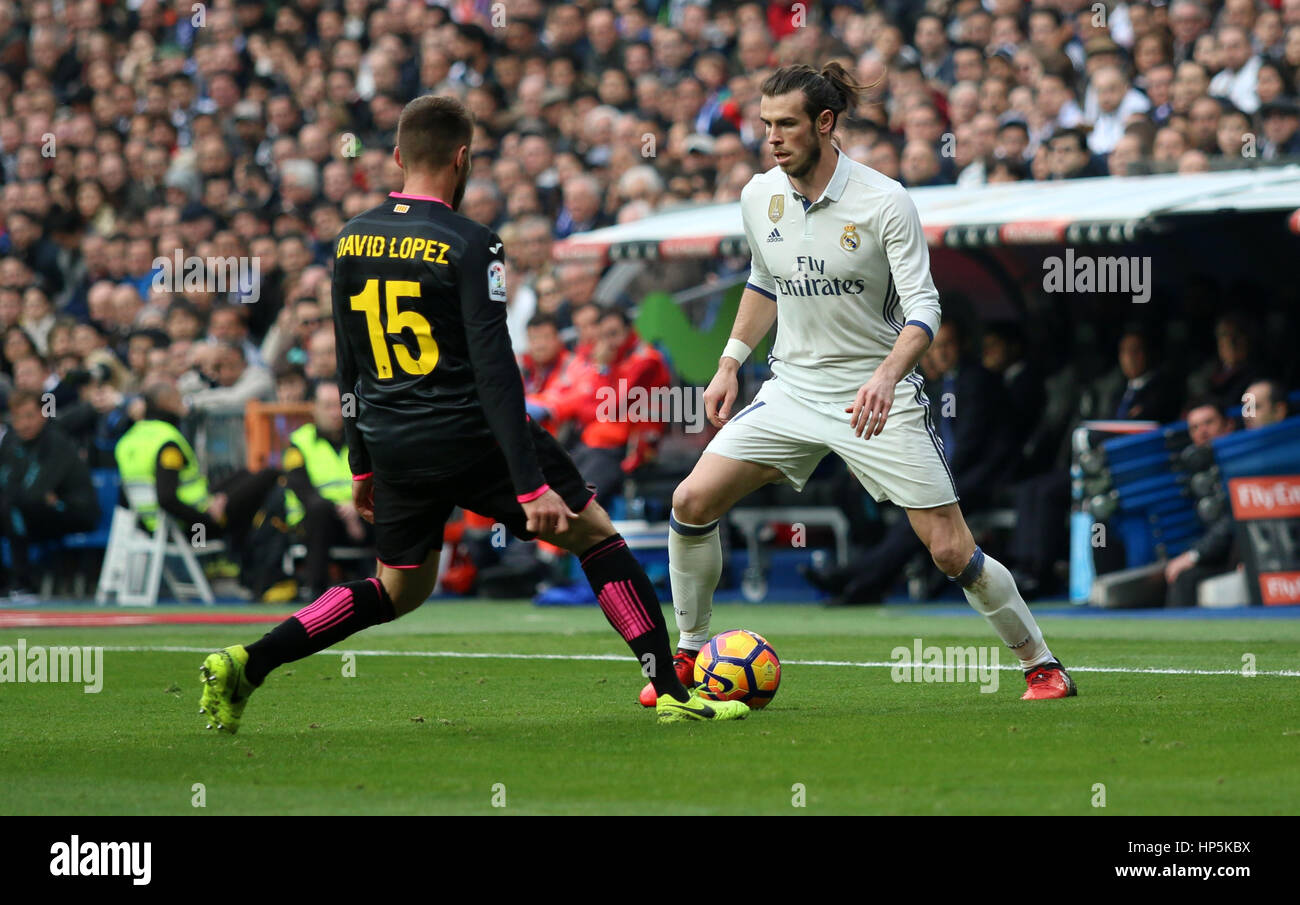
[668,510,721,652]
[952,548,1053,669]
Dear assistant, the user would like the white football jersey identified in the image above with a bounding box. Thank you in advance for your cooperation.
[741,150,942,404]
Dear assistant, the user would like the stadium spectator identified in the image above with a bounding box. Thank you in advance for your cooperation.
[13,352,78,410]
[1091,328,1183,424]
[20,286,56,355]
[1254,59,1295,109]
[1242,378,1291,429]
[1163,398,1238,607]
[1171,1,1214,64]
[1047,126,1106,178]
[900,139,947,187]
[1153,125,1190,162]
[1186,314,1260,411]
[274,364,310,405]
[262,298,324,374]
[982,320,1046,478]
[303,327,337,384]
[1087,66,1151,154]
[1260,99,1300,158]
[531,270,572,330]
[1209,25,1263,114]
[0,389,99,597]
[519,313,569,399]
[5,210,63,296]
[178,340,273,414]
[206,304,265,368]
[1109,133,1146,175]
[124,328,169,388]
[994,119,1031,163]
[1188,94,1227,152]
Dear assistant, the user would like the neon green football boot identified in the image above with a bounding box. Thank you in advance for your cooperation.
[198,645,258,734]
[656,687,750,724]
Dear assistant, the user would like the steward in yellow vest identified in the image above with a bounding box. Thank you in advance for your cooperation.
[115,382,280,557]
[282,381,371,597]
[115,417,211,533]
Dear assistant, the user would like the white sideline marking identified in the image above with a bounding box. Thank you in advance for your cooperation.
[95,646,1300,678]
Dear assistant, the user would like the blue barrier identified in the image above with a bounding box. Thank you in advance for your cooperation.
[1214,417,1300,479]
[1102,423,1202,568]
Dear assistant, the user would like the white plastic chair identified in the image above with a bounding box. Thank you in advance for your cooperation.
[95,481,224,606]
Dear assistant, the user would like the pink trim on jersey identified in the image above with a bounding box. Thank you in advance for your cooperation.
[352,472,373,481]
[378,559,421,570]
[389,191,449,208]
[295,585,354,637]
[597,580,653,641]
[516,484,551,503]
[579,492,597,513]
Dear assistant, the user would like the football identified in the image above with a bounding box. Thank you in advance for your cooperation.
[694,630,781,709]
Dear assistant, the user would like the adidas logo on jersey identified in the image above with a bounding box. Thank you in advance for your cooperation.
[766,228,783,243]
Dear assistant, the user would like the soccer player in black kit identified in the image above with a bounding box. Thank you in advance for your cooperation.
[198,96,747,729]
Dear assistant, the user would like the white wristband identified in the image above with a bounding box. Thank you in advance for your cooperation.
[721,338,752,365]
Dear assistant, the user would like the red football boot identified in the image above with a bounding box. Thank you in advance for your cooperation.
[638,650,698,707]
[1022,660,1078,700]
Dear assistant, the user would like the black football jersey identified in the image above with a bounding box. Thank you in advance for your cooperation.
[331,192,544,496]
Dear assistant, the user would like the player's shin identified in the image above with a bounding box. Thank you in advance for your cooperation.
[667,511,722,652]
[579,533,689,702]
[950,547,1054,669]
[243,577,397,685]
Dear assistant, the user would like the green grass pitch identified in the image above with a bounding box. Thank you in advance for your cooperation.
[2,602,1298,815]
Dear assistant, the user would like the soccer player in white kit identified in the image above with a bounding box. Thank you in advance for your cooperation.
[638,63,1077,705]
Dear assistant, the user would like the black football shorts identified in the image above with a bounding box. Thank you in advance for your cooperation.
[370,420,597,568]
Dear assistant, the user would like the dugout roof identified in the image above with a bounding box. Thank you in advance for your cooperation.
[554,164,1300,262]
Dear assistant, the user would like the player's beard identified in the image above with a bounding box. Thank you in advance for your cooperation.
[451,159,470,210]
[784,139,821,181]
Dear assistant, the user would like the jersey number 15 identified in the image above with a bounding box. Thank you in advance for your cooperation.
[349,279,439,378]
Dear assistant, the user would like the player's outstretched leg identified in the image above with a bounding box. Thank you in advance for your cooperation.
[647,454,781,706]
[199,558,435,733]
[909,504,1077,700]
[541,500,748,723]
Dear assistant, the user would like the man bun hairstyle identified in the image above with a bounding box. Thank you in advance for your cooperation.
[760,62,868,132]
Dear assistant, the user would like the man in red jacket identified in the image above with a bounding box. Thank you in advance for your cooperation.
[527,306,671,502]
[518,314,569,397]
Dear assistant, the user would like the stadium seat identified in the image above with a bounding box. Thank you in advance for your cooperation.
[62,468,120,552]
[95,481,224,606]
[281,543,374,577]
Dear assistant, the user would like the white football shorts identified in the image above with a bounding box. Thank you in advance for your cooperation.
[705,377,958,509]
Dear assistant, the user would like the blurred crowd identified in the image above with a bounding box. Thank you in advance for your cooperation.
[1,0,1298,599]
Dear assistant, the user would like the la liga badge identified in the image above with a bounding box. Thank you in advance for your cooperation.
[487,260,507,302]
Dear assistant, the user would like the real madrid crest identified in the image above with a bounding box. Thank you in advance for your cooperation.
[840,223,860,251]
[768,194,784,223]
